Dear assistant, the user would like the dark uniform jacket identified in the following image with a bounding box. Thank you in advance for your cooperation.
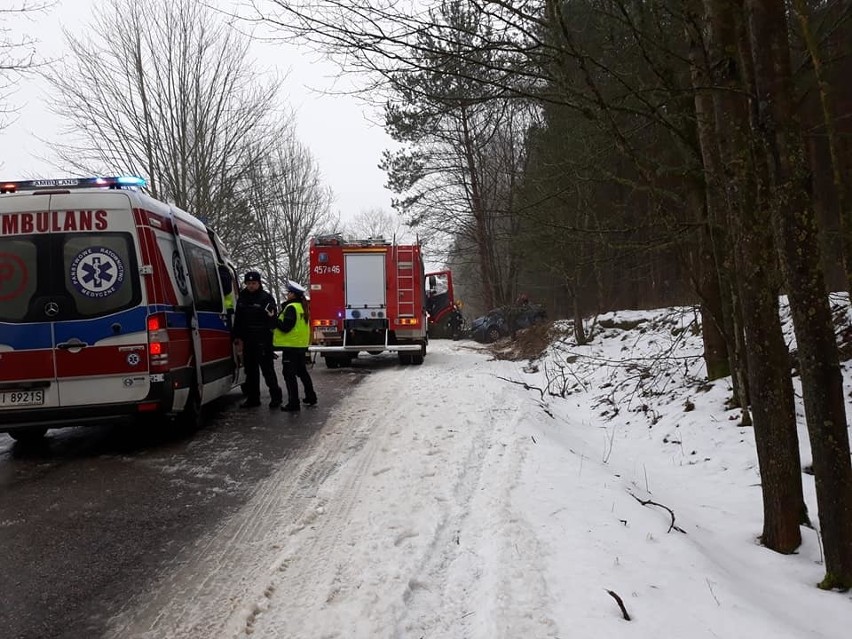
[232,288,277,343]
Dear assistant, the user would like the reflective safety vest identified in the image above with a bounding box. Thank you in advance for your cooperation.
[272,301,310,348]
[224,291,235,312]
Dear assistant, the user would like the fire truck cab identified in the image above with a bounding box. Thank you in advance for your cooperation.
[0,176,244,442]
[308,235,428,367]
[425,270,460,338]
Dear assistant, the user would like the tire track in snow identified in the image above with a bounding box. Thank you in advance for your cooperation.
[393,403,499,634]
[243,366,423,638]
[104,405,374,638]
[242,346,490,637]
[382,345,558,638]
[391,368,558,638]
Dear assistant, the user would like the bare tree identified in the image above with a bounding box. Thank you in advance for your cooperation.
[241,132,337,301]
[0,1,54,133]
[701,0,808,556]
[791,0,852,302]
[250,0,535,309]
[248,0,729,314]
[746,0,852,588]
[43,0,280,241]
[346,207,409,241]
[376,2,532,309]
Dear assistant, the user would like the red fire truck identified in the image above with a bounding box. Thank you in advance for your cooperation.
[308,235,428,367]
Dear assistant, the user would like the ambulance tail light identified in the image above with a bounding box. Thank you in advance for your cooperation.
[147,313,170,371]
[398,317,419,326]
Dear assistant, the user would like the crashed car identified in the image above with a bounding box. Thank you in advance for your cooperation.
[470,304,547,343]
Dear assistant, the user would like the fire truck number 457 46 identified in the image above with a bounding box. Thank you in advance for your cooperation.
[313,265,341,275]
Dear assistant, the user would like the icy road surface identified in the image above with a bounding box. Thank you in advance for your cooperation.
[105,341,552,638]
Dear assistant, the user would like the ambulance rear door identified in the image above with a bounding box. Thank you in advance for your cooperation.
[0,193,60,412]
[47,191,150,407]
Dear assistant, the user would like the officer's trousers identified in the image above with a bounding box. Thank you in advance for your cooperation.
[243,340,282,404]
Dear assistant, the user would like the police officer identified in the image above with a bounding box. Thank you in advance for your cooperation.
[272,280,317,412]
[232,271,283,408]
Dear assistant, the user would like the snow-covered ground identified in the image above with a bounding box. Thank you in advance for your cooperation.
[107,303,852,639]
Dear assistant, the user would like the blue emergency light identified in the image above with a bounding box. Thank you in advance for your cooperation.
[0,176,147,194]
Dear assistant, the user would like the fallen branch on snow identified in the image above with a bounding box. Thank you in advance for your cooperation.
[628,492,687,534]
[606,589,631,620]
[495,375,545,400]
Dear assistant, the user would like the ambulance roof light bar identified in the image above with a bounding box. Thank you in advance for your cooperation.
[0,176,147,194]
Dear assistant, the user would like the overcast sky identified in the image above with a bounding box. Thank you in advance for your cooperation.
[0,0,397,223]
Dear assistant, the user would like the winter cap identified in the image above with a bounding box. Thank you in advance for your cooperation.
[286,280,306,295]
[244,270,262,283]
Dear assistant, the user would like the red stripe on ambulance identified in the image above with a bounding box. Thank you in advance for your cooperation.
[175,218,210,244]
[197,329,233,362]
[0,350,54,382]
[54,346,150,377]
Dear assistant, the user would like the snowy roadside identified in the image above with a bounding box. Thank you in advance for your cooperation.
[106,311,852,639]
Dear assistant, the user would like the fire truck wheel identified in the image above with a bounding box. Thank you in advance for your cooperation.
[325,356,351,369]
[398,352,412,365]
[411,352,424,365]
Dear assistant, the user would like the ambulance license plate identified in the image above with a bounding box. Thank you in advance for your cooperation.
[318,326,339,333]
[0,389,45,408]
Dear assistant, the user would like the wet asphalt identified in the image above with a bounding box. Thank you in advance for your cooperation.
[0,358,388,639]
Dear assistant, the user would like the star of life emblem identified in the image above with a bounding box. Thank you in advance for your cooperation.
[172,251,188,295]
[70,247,125,298]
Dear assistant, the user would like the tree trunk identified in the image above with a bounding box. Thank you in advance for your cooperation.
[460,105,496,310]
[686,169,730,380]
[704,0,805,553]
[570,267,588,346]
[684,1,749,412]
[746,0,852,588]
[699,294,729,379]
[726,281,752,424]
[790,0,852,302]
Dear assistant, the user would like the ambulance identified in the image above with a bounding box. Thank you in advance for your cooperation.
[0,176,244,443]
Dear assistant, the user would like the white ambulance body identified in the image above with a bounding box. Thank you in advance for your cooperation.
[0,176,244,441]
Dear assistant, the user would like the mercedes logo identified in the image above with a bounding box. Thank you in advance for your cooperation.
[44,302,60,317]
